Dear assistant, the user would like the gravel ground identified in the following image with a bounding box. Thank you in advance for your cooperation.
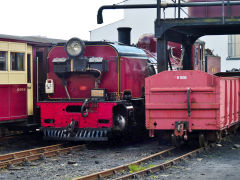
[0,132,240,180]
[0,138,166,180]
[145,133,240,180]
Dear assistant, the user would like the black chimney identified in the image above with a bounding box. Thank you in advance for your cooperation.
[117,27,132,45]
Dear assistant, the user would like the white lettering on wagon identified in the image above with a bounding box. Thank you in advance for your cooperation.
[177,76,187,80]
[17,88,26,92]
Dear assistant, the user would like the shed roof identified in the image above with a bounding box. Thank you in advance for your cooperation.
[0,34,66,46]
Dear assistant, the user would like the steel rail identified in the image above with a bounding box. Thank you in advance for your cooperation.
[0,144,62,161]
[74,147,176,180]
[114,146,211,180]
[0,144,85,169]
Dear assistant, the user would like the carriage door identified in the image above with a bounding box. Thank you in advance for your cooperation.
[27,50,33,117]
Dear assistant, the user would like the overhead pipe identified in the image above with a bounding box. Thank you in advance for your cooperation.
[97,1,240,24]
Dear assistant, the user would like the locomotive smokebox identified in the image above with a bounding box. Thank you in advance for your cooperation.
[117,27,132,45]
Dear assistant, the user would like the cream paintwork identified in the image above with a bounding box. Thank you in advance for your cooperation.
[27,51,33,115]
[9,43,26,52]
[0,41,9,50]
[0,41,33,115]
[0,73,9,84]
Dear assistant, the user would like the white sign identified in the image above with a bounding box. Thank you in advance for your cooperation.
[177,76,187,80]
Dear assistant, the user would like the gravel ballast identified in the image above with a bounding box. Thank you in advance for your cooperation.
[0,132,240,180]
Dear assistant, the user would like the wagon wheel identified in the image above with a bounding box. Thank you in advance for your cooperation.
[171,134,181,148]
[233,126,239,135]
[199,133,208,147]
[216,131,222,143]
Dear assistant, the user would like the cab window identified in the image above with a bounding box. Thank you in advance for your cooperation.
[10,52,25,71]
[0,51,8,71]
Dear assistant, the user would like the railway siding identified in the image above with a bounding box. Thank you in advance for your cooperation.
[0,135,240,180]
[75,146,209,180]
[0,144,85,169]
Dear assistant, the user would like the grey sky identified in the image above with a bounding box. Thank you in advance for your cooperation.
[1,0,123,40]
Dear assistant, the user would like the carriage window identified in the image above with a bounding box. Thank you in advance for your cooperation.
[10,52,25,71]
[0,51,8,71]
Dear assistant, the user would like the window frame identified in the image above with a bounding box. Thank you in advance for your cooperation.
[0,51,8,71]
[10,51,25,71]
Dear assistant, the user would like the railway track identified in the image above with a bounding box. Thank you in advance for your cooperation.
[75,145,213,180]
[0,143,85,169]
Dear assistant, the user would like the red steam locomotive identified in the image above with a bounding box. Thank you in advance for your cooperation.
[138,34,221,74]
[138,33,182,70]
[37,28,156,141]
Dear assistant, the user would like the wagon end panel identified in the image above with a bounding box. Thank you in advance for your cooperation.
[145,70,220,133]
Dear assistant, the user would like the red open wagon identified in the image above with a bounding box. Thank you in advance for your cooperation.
[145,70,240,146]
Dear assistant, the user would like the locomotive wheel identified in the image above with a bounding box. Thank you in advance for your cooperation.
[171,134,181,147]
[113,114,127,132]
[199,133,208,147]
